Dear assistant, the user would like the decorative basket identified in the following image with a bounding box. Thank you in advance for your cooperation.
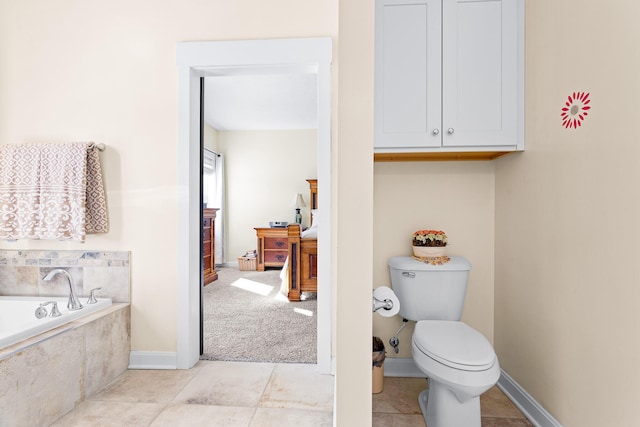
[412,246,446,258]
[238,256,257,271]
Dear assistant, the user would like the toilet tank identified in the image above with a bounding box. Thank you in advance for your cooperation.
[388,256,472,321]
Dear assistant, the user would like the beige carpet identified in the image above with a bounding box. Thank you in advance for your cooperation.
[201,266,317,363]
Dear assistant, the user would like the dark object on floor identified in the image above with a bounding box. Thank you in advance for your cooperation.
[373,336,386,367]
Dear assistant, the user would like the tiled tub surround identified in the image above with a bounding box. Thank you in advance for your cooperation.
[0,250,131,427]
[0,303,130,427]
[0,250,131,303]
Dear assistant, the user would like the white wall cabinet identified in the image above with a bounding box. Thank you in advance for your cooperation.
[374,0,524,160]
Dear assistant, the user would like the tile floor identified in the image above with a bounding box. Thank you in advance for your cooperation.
[52,361,532,427]
[51,361,334,427]
[373,377,534,427]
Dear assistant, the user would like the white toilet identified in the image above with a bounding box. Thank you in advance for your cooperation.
[388,256,500,427]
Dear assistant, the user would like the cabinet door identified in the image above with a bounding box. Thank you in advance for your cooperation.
[442,0,522,147]
[375,0,442,149]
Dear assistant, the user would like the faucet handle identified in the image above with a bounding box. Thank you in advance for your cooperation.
[35,306,47,319]
[40,301,62,317]
[87,287,102,304]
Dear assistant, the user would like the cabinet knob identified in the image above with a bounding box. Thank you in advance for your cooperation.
[447,128,455,134]
[432,129,440,135]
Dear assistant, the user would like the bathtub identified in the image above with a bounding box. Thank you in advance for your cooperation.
[0,296,112,349]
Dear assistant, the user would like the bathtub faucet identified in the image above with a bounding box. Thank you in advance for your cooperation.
[43,269,83,311]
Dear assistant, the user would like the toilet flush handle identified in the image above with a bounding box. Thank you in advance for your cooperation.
[402,272,415,278]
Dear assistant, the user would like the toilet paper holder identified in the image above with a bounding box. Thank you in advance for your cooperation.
[372,294,394,313]
[373,286,400,318]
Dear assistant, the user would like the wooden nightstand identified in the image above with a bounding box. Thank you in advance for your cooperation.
[254,227,289,271]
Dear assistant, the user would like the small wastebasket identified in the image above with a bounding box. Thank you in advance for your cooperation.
[238,250,257,271]
[238,257,257,271]
[373,336,386,394]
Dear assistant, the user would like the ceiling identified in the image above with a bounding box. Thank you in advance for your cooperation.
[203,73,318,131]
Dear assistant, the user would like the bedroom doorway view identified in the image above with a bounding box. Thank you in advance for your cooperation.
[200,71,319,364]
[176,38,332,372]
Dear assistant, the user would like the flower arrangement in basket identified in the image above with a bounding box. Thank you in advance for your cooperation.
[412,229,448,259]
[412,229,447,247]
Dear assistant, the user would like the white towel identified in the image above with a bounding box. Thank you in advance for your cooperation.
[0,142,108,242]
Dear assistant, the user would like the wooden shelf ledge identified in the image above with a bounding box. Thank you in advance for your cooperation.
[374,151,515,162]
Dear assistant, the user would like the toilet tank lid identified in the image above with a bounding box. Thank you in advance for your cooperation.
[388,256,472,271]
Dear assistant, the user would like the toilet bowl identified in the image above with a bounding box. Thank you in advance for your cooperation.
[388,256,500,427]
[412,320,500,427]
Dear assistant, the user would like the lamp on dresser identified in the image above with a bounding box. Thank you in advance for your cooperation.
[292,193,306,225]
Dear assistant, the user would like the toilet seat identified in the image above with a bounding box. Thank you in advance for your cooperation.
[413,321,496,371]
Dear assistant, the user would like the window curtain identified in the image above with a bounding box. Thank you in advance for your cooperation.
[203,149,225,265]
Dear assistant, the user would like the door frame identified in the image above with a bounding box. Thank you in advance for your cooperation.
[176,38,333,372]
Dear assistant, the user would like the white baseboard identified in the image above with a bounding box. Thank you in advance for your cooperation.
[217,262,236,268]
[383,357,424,377]
[128,351,178,370]
[384,358,562,427]
[497,370,563,427]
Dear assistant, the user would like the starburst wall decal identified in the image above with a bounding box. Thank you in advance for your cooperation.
[561,92,591,129]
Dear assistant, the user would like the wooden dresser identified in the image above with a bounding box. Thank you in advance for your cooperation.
[255,227,288,271]
[203,208,219,285]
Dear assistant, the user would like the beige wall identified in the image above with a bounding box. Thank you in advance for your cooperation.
[218,129,317,262]
[203,124,219,152]
[373,161,495,357]
[494,1,640,426]
[334,0,378,422]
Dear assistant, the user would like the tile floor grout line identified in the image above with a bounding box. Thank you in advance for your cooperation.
[168,362,205,404]
[256,362,278,408]
[127,364,203,426]
[246,363,277,427]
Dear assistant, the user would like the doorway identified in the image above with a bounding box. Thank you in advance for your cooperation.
[176,38,333,372]
[200,74,318,363]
